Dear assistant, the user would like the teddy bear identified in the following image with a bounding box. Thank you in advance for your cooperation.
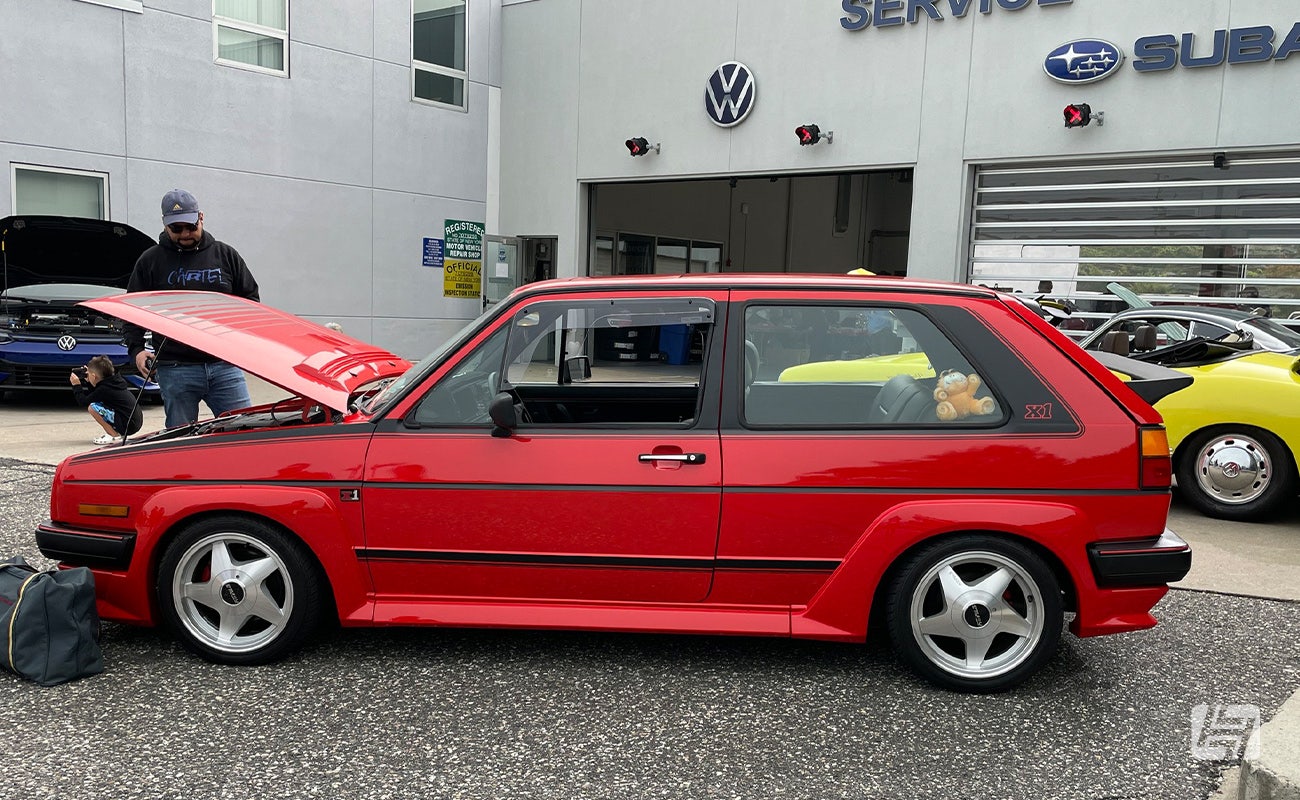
[933,369,996,421]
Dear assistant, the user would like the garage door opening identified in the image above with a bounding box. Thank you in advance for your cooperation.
[588,170,913,277]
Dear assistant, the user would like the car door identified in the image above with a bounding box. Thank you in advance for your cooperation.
[360,289,726,605]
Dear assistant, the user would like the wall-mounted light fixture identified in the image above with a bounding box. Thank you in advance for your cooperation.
[625,137,660,156]
[1213,152,1229,170]
[1064,103,1104,128]
[795,124,833,145]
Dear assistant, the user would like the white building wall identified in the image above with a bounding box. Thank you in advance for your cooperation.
[499,0,1300,281]
[1,0,503,359]
[7,0,1300,348]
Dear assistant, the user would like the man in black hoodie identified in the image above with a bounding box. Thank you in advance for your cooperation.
[70,356,145,445]
[123,189,260,428]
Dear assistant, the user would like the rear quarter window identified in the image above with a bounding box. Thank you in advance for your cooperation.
[740,301,1079,434]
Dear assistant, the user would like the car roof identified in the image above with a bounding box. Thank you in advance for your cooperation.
[1112,305,1256,322]
[511,273,1000,301]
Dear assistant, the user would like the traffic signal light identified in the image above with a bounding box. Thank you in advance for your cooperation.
[625,137,657,156]
[795,124,822,145]
[1063,103,1092,128]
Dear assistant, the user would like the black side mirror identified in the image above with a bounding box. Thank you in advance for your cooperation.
[488,392,518,437]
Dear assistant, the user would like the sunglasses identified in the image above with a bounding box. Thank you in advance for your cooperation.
[167,223,198,234]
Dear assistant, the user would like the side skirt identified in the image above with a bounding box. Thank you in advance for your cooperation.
[367,598,795,637]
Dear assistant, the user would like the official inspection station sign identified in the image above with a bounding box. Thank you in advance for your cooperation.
[443,219,484,299]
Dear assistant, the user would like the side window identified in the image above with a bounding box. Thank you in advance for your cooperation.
[410,324,508,425]
[1148,317,1189,343]
[1186,320,1230,340]
[504,298,715,426]
[742,304,1002,427]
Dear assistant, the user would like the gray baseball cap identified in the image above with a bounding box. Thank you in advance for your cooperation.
[161,189,200,225]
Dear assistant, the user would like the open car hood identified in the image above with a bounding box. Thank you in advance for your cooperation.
[1,215,155,291]
[80,291,411,413]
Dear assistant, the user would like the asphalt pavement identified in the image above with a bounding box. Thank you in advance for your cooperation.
[1,386,1298,799]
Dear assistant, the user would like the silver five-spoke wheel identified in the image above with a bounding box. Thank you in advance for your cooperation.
[158,517,322,665]
[173,533,294,655]
[909,551,1045,680]
[887,536,1062,693]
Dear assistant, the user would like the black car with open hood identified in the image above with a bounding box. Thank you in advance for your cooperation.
[0,215,159,394]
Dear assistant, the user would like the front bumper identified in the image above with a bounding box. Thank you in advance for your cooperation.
[1087,529,1192,588]
[35,521,135,570]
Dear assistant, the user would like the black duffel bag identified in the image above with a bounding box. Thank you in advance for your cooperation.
[1,557,104,686]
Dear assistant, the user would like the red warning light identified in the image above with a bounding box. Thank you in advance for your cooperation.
[1063,103,1092,128]
[795,124,822,145]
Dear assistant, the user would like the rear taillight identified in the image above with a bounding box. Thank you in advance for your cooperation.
[1140,426,1172,489]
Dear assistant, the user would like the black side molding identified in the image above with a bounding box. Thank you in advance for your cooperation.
[1088,530,1192,588]
[35,523,135,571]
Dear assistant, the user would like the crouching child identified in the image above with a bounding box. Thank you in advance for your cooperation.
[69,355,145,445]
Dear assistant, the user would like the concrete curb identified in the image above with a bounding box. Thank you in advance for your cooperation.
[1237,688,1300,800]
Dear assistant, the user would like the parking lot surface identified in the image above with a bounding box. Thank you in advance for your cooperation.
[2,454,1299,800]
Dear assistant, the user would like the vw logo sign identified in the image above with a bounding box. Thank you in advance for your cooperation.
[57,335,78,351]
[704,61,756,127]
[1044,39,1125,84]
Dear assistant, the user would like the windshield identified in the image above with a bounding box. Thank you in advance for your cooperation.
[358,303,504,414]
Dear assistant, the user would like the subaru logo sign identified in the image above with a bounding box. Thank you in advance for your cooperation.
[704,61,756,127]
[1044,39,1125,84]
[57,335,77,351]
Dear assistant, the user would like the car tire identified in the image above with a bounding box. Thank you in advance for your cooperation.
[1175,427,1297,522]
[885,535,1063,693]
[156,516,323,665]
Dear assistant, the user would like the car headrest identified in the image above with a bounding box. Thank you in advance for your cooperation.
[1132,325,1157,352]
[744,340,760,385]
[1101,330,1129,356]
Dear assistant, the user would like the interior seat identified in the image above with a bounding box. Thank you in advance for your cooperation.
[1100,330,1130,356]
[1131,325,1157,353]
[867,374,939,425]
[744,339,760,386]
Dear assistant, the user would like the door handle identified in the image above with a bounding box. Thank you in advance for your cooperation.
[638,453,707,465]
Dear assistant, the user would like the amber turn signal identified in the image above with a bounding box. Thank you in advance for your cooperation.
[78,503,130,518]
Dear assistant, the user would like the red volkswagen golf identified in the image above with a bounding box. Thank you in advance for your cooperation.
[37,275,1192,692]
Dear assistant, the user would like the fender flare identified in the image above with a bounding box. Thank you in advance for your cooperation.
[134,484,371,623]
[792,499,1092,640]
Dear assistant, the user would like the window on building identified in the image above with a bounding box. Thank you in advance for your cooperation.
[214,0,288,75]
[12,165,108,218]
[599,233,722,276]
[412,0,467,109]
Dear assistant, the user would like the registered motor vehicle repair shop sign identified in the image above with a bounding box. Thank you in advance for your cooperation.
[443,219,484,299]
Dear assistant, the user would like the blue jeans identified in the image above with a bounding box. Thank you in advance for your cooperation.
[156,361,252,428]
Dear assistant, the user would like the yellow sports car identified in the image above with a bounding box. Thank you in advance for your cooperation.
[1089,331,1300,521]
